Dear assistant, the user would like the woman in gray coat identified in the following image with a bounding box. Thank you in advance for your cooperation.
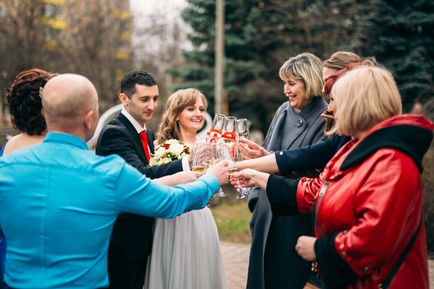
[246,52,327,289]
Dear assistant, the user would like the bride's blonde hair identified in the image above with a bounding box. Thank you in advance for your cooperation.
[157,88,207,144]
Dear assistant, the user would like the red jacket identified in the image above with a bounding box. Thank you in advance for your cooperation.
[266,114,433,289]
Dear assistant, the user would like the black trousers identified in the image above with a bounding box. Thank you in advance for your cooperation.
[264,215,312,289]
[108,256,148,289]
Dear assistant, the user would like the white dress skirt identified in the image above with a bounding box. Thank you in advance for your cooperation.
[144,207,228,289]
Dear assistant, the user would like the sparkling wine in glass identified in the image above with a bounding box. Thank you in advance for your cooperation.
[211,142,240,198]
[227,166,239,174]
[216,143,246,198]
[192,143,227,198]
[191,143,212,176]
[191,165,206,174]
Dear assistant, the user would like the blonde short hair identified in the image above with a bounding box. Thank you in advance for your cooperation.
[331,66,402,137]
[157,88,208,144]
[279,52,323,101]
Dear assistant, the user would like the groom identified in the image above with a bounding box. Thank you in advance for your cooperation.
[96,71,186,289]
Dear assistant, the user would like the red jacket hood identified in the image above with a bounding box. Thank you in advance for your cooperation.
[339,114,433,173]
[361,114,434,139]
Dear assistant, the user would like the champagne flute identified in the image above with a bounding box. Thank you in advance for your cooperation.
[191,143,209,175]
[211,142,236,197]
[215,142,243,198]
[212,113,226,131]
[207,113,226,143]
[235,118,251,198]
[222,116,237,144]
[237,118,250,139]
[232,142,251,199]
[193,143,227,198]
[234,118,248,161]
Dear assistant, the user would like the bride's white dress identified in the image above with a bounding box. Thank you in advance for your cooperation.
[144,207,228,289]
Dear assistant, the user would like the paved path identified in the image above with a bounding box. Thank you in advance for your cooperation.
[221,242,434,289]
[221,242,249,289]
[430,258,434,289]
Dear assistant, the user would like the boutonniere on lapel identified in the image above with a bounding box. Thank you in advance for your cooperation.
[149,139,191,165]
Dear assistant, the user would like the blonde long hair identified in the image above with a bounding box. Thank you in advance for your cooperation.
[157,88,208,144]
[331,66,402,137]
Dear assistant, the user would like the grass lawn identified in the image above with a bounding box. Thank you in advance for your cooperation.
[210,186,252,244]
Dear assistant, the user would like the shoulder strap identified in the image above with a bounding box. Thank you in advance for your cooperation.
[380,216,422,289]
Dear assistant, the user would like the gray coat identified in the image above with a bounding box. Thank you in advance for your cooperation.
[246,97,327,289]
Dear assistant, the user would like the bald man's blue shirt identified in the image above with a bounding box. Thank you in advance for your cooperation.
[0,132,219,289]
[0,143,5,288]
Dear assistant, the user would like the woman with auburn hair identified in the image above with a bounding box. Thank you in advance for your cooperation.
[234,66,432,289]
[0,68,52,289]
[2,68,52,155]
[144,88,227,289]
[323,51,362,74]
[245,52,328,289]
[321,51,363,127]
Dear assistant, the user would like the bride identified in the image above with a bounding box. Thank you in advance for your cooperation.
[144,88,227,289]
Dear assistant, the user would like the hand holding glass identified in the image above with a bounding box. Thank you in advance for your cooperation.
[191,143,213,175]
[192,143,227,197]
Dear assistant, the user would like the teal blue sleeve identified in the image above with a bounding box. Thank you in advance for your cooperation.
[114,163,220,218]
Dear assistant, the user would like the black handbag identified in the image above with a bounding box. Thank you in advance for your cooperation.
[303,273,326,289]
[303,261,326,289]
[303,213,422,289]
[379,217,422,289]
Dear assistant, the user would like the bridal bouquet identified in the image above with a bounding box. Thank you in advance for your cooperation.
[149,139,190,166]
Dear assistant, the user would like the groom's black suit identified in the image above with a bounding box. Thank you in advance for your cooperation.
[96,113,183,289]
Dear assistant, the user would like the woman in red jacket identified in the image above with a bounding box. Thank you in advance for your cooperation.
[233,66,433,289]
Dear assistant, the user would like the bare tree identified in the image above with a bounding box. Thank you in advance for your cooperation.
[62,0,132,111]
[0,0,133,122]
[0,0,49,122]
[131,0,188,129]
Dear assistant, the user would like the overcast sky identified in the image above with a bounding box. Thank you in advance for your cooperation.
[130,0,187,17]
[129,0,190,68]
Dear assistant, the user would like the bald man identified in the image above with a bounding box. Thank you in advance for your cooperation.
[0,74,228,289]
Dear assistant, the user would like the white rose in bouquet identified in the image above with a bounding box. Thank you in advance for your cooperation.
[164,139,179,145]
[149,139,190,165]
[168,142,185,156]
[154,146,166,158]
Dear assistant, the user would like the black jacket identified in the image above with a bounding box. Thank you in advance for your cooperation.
[275,134,350,175]
[95,113,183,260]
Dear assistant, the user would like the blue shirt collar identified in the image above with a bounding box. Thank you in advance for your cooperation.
[43,132,89,150]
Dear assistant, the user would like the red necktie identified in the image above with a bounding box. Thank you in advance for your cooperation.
[139,130,151,162]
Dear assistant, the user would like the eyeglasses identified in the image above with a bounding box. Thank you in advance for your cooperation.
[323,74,339,95]
[323,61,365,95]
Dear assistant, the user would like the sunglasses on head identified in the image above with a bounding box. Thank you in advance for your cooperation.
[323,62,364,95]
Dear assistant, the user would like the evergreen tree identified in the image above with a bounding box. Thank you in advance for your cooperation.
[353,0,434,110]
[171,0,216,110]
[177,0,432,130]
[174,1,318,132]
